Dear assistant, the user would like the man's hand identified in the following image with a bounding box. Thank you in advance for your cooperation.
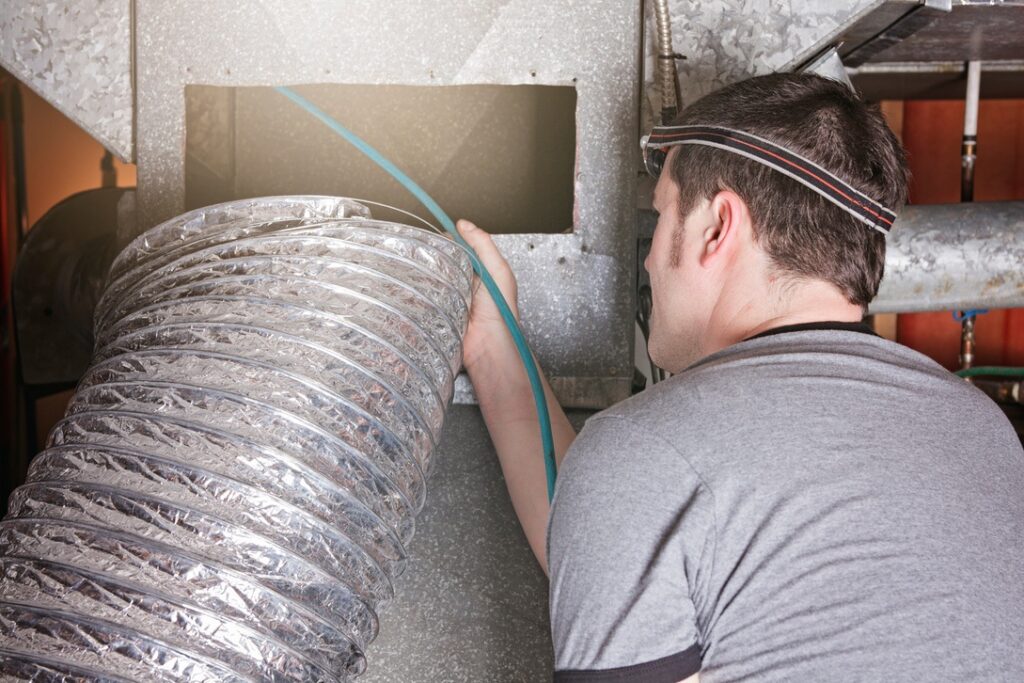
[456,219,519,373]
[455,218,577,570]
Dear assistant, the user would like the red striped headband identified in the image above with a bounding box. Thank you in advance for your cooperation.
[641,125,897,235]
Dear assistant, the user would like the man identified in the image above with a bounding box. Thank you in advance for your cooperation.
[457,73,1024,682]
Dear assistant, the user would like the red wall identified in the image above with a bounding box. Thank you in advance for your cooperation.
[897,99,1024,370]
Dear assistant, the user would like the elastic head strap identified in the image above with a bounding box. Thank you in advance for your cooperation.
[645,125,897,235]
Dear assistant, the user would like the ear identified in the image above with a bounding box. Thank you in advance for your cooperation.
[699,190,749,267]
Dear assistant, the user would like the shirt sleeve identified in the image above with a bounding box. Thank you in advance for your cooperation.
[547,415,714,682]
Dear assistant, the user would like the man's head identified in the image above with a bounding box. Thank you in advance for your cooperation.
[644,73,909,371]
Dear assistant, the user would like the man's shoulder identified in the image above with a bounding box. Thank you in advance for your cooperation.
[587,374,704,433]
[597,330,1010,440]
[564,379,713,483]
[593,339,770,427]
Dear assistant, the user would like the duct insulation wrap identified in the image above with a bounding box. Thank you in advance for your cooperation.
[0,196,474,682]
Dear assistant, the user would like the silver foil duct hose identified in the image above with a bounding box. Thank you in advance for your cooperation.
[0,196,473,682]
[653,0,681,123]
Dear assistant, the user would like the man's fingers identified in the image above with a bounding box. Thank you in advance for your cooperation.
[457,219,506,272]
[456,219,518,319]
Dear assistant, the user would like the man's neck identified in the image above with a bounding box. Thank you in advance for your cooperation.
[740,308,864,341]
[713,280,864,351]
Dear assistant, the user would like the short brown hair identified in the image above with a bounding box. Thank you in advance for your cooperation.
[668,73,909,308]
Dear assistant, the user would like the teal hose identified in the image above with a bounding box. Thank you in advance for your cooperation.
[956,366,1024,379]
[275,86,558,501]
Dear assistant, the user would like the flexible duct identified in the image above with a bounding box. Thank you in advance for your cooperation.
[0,196,473,682]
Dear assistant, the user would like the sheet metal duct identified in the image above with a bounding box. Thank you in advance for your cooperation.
[872,201,1024,313]
[638,201,1024,315]
[0,196,472,681]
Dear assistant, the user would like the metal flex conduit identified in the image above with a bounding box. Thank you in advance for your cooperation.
[653,0,681,123]
[0,196,473,682]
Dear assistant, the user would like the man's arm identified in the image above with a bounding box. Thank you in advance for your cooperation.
[457,220,577,570]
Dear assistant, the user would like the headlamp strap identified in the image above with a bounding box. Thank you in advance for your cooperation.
[647,125,897,235]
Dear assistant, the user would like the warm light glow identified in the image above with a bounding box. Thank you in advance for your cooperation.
[21,85,136,228]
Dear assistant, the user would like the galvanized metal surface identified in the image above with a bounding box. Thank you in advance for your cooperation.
[849,60,1024,100]
[837,1,952,68]
[873,201,1024,314]
[0,0,133,161]
[361,404,599,682]
[639,203,1024,315]
[640,1,1023,119]
[861,4,1024,63]
[135,0,641,408]
[644,0,884,114]
[800,47,855,90]
[454,373,638,411]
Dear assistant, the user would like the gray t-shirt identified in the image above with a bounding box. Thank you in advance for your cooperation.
[548,327,1024,682]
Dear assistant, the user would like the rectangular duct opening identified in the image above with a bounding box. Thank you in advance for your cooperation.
[185,84,577,234]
